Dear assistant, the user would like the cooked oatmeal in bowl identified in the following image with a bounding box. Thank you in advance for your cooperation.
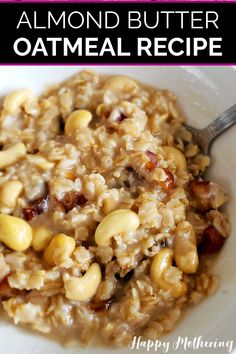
[0,70,230,346]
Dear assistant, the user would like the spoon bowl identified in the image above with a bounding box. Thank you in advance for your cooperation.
[185,103,236,156]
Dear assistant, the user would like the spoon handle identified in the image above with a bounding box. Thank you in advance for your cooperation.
[205,103,236,140]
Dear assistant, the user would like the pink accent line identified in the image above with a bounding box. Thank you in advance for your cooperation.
[0,63,234,66]
[0,0,235,2]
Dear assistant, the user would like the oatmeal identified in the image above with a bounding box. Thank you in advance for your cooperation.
[0,71,230,346]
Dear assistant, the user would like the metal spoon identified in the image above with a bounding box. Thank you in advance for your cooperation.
[184,104,236,155]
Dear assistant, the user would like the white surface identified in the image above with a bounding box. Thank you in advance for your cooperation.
[0,66,235,354]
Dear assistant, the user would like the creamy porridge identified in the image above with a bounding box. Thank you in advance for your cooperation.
[0,71,230,346]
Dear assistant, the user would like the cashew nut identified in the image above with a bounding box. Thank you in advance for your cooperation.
[162,146,187,170]
[0,214,32,251]
[64,263,102,301]
[174,221,199,274]
[104,76,138,94]
[43,233,76,266]
[150,248,187,298]
[65,110,92,136]
[3,89,33,115]
[0,180,23,208]
[95,209,140,247]
[32,226,53,252]
[0,143,27,169]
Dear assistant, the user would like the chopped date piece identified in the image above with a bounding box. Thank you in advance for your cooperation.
[117,113,127,122]
[60,191,87,213]
[23,207,37,221]
[146,151,157,164]
[131,203,139,213]
[90,296,115,312]
[104,110,111,119]
[145,151,158,171]
[32,149,39,154]
[187,180,211,211]
[23,185,49,221]
[199,225,225,254]
[159,169,174,192]
[77,194,87,206]
[187,180,227,211]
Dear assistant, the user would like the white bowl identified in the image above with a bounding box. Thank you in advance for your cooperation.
[0,66,235,354]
